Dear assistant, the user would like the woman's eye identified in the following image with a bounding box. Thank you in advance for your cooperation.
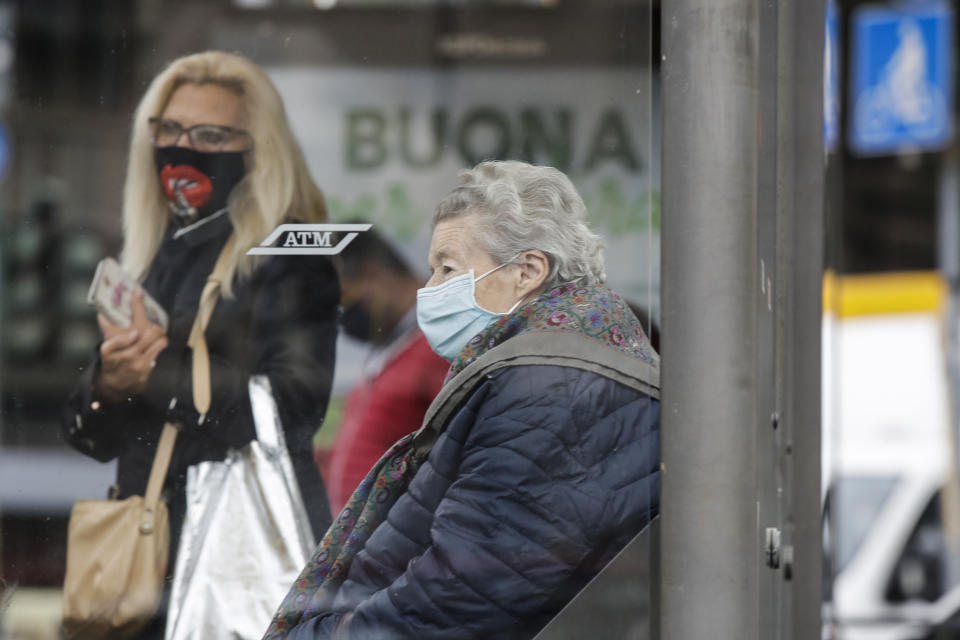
[158,122,181,140]
[195,127,228,147]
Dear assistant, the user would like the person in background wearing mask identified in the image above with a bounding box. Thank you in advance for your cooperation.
[61,51,339,638]
[320,227,448,514]
[266,161,661,640]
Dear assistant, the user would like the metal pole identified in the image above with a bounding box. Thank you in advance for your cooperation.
[660,0,762,637]
[660,0,824,637]
[781,0,825,635]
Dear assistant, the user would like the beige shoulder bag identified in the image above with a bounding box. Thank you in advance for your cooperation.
[62,236,235,639]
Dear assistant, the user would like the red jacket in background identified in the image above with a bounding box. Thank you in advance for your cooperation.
[322,330,448,514]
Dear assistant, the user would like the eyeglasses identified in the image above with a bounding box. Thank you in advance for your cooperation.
[148,117,253,152]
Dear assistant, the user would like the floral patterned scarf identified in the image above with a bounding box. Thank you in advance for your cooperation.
[446,282,658,380]
[262,282,658,639]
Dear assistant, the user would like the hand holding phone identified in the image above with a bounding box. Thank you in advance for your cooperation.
[88,259,170,401]
[87,258,169,331]
[96,319,169,402]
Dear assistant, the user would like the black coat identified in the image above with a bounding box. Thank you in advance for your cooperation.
[62,212,339,562]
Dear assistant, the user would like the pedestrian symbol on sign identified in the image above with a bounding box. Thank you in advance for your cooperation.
[850,2,953,156]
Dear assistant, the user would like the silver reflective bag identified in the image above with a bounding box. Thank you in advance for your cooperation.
[165,376,316,640]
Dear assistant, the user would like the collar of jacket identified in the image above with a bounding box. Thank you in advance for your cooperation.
[167,208,233,248]
[413,328,660,461]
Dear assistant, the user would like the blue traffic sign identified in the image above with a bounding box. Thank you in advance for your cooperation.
[850,1,953,156]
[824,0,840,152]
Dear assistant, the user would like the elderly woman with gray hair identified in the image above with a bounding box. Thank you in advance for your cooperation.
[265,160,660,640]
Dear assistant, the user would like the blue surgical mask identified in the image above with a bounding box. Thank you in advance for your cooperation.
[416,262,520,361]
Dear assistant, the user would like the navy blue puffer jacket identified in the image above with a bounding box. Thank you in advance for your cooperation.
[288,363,660,639]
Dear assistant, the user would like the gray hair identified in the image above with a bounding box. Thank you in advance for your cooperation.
[434,160,606,288]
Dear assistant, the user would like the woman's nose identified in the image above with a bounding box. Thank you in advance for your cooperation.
[174,131,193,148]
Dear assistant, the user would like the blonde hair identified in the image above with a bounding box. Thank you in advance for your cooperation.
[121,50,327,296]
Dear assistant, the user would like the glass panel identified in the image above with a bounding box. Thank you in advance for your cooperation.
[0,1,657,638]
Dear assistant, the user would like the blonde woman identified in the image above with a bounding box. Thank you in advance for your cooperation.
[62,51,338,638]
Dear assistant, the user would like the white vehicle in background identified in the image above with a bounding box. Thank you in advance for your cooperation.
[823,271,960,640]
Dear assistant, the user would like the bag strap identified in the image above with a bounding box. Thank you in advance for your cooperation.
[412,330,660,459]
[143,422,178,518]
[140,233,236,518]
[187,234,237,423]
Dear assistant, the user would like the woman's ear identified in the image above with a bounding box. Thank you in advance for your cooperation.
[516,250,550,298]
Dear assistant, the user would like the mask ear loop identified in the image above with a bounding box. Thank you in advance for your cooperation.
[475,253,525,283]
[505,297,526,315]
[482,252,529,315]
[474,261,510,282]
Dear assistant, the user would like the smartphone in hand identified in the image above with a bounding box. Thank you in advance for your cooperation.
[87,258,169,331]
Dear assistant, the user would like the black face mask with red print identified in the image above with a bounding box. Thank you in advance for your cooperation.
[154,146,247,223]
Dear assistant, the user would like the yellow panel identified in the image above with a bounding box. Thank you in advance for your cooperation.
[822,270,946,317]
